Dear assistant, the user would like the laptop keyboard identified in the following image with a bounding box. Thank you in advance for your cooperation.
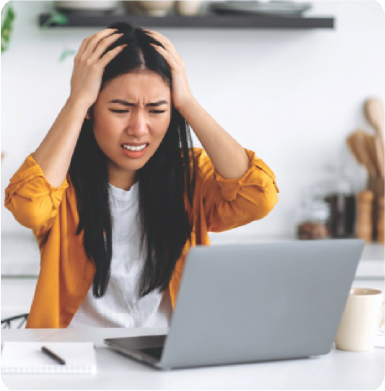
[138,346,164,360]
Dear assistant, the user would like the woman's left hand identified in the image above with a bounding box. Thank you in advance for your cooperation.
[144,29,194,111]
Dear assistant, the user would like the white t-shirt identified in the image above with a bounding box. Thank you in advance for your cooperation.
[69,181,173,328]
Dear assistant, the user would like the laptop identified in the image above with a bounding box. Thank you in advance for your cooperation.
[104,239,364,370]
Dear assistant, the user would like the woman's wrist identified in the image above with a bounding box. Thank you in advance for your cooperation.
[66,95,92,115]
[176,95,197,116]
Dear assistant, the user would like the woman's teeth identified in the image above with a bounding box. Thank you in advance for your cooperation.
[122,144,147,151]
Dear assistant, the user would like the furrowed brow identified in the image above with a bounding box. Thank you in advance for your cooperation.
[108,99,169,107]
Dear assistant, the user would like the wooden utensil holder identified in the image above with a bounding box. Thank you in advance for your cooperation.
[367,176,385,242]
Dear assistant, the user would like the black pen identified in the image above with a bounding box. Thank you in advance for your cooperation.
[41,346,66,365]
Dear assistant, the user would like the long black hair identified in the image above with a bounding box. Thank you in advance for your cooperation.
[68,22,196,298]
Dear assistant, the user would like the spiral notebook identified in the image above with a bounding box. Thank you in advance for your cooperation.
[1,342,97,374]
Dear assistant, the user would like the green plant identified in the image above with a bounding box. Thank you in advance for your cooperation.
[1,2,16,53]
[40,11,68,29]
[40,11,76,63]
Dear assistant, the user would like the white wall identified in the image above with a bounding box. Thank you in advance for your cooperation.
[1,0,384,240]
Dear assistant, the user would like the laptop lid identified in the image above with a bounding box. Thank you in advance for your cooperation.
[156,239,364,369]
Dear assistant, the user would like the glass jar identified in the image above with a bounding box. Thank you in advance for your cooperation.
[322,168,356,239]
[297,191,331,240]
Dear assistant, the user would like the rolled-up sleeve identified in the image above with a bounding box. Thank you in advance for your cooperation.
[195,148,279,232]
[4,153,69,234]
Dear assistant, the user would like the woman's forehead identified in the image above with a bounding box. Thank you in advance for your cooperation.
[102,71,170,100]
[112,71,168,88]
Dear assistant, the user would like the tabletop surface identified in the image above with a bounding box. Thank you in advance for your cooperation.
[1,327,384,390]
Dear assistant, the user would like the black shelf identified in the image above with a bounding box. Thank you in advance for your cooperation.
[39,11,334,29]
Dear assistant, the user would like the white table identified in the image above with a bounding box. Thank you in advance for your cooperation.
[1,328,384,390]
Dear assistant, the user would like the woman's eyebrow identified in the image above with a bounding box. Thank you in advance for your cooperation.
[108,99,169,107]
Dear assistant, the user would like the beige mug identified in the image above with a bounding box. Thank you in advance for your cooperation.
[335,288,384,352]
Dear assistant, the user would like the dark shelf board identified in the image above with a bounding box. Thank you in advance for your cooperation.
[39,11,334,29]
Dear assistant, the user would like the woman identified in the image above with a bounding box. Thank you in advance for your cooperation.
[4,22,279,328]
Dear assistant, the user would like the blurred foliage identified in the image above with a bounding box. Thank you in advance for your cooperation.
[2,5,74,63]
[40,11,68,29]
[58,48,76,63]
[39,11,75,63]
[1,2,16,53]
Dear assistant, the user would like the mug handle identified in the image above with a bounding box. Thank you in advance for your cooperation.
[378,299,385,329]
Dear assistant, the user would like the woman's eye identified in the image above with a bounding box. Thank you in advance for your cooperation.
[110,110,165,114]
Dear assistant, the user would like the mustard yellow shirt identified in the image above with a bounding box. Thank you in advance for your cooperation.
[4,147,279,328]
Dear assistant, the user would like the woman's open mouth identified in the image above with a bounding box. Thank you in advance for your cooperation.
[121,143,149,159]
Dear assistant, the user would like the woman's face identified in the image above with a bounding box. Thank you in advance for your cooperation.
[91,70,172,190]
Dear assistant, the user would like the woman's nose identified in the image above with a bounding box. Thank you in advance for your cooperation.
[126,111,148,137]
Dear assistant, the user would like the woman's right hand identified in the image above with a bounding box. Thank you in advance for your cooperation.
[69,28,126,110]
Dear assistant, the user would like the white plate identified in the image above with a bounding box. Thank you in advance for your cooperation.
[210,2,312,15]
[55,1,120,11]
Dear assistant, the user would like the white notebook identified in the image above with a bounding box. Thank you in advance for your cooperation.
[1,342,97,374]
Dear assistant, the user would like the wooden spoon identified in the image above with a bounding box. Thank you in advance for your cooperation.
[363,133,380,177]
[364,98,384,178]
[364,98,384,136]
[347,130,377,176]
[347,133,363,165]
[355,129,378,177]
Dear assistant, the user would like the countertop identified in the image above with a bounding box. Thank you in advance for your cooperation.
[1,328,384,390]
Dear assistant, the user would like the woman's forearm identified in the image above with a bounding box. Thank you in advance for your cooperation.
[33,97,89,188]
[178,97,250,179]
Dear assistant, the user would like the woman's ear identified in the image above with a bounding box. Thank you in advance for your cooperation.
[85,109,91,121]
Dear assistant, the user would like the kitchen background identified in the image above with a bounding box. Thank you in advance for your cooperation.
[2,0,385,239]
[1,1,384,324]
